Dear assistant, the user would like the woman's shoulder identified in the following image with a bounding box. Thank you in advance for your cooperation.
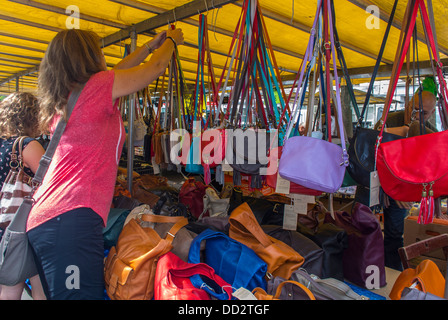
[88,70,115,86]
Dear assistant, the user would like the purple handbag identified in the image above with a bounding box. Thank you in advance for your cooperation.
[278,0,348,193]
[324,203,386,289]
[279,136,347,193]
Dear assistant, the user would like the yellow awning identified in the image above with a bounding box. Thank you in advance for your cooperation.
[0,0,446,96]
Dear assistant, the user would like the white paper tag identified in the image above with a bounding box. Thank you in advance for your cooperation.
[283,204,297,230]
[369,170,380,207]
[292,194,315,214]
[151,157,160,174]
[221,158,233,172]
[232,287,258,300]
[275,172,291,194]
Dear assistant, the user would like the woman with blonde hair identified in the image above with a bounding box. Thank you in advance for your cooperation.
[0,92,46,300]
[26,27,184,300]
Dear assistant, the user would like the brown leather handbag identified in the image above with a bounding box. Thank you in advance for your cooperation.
[104,214,188,300]
[228,202,304,279]
[253,280,316,300]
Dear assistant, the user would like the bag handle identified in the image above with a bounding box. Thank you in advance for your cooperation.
[10,136,28,170]
[378,0,448,142]
[139,215,188,243]
[356,0,398,127]
[273,280,316,300]
[229,203,272,248]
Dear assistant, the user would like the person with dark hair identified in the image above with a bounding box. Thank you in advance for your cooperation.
[0,92,46,300]
[26,28,184,300]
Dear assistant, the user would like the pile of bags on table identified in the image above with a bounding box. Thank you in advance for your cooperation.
[104,172,390,300]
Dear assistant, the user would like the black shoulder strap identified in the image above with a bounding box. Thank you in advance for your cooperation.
[358,0,399,127]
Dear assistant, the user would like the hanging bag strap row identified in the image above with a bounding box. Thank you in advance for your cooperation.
[356,0,399,127]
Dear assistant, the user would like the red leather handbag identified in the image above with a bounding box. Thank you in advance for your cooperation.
[154,252,233,300]
[179,178,208,219]
[376,0,448,224]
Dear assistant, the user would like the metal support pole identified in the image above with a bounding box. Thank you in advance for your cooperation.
[127,27,137,194]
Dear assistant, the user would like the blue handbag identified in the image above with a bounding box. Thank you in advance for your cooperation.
[188,229,268,295]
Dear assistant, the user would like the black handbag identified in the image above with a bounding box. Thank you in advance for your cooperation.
[296,204,348,281]
[347,127,403,187]
[262,225,325,278]
[346,0,402,188]
[227,187,284,226]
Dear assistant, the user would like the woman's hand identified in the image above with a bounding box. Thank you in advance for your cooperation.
[147,30,167,51]
[166,28,184,46]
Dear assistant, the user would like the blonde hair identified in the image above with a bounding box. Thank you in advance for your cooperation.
[0,92,41,139]
[38,29,106,133]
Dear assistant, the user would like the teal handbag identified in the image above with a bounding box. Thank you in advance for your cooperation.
[103,208,131,249]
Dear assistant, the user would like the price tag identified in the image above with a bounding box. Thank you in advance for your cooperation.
[283,204,297,230]
[275,172,290,194]
[232,287,257,300]
[292,194,315,214]
[369,170,380,207]
[151,157,160,174]
[221,158,233,172]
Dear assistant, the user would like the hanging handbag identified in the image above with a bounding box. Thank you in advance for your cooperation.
[253,280,316,300]
[0,84,85,286]
[346,0,402,188]
[104,215,188,300]
[188,228,268,292]
[265,146,323,196]
[154,252,232,300]
[0,136,33,225]
[376,0,448,224]
[278,0,349,194]
[323,202,386,288]
[228,202,304,279]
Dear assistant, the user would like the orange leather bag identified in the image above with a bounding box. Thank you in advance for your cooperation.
[253,280,316,300]
[228,202,304,279]
[389,259,446,300]
[104,214,188,300]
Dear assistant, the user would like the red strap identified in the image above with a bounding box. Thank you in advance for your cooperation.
[378,1,419,139]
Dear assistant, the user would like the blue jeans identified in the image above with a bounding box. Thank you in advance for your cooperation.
[382,199,407,271]
[28,208,105,300]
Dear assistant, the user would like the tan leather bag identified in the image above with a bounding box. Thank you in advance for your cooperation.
[253,280,316,300]
[104,214,188,300]
[228,202,304,279]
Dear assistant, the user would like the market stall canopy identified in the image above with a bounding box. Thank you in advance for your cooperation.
[0,0,447,96]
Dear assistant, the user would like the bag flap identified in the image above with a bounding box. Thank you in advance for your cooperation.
[379,131,448,183]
